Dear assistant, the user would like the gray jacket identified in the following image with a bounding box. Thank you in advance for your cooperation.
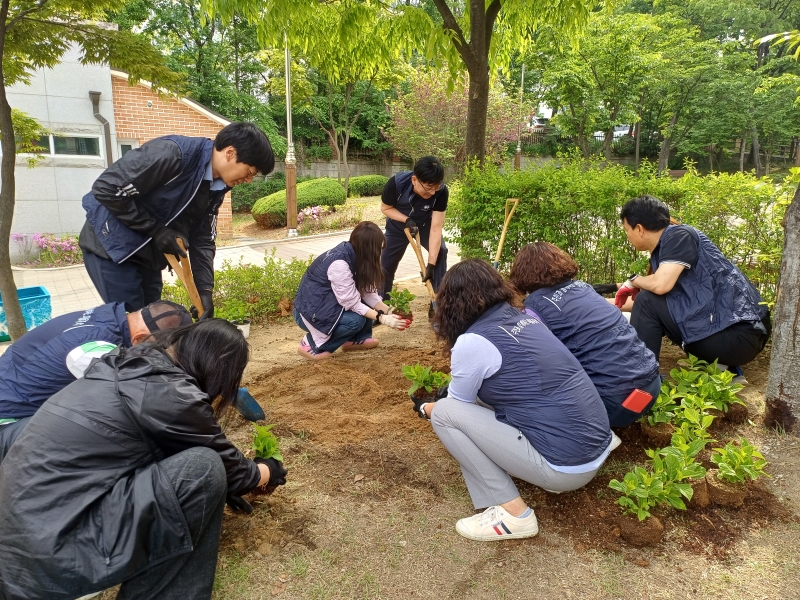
[0,346,260,599]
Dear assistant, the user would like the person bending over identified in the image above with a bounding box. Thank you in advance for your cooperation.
[293,221,409,361]
[416,259,616,542]
[0,300,191,461]
[0,319,288,600]
[379,156,448,318]
[510,242,661,427]
[617,195,770,381]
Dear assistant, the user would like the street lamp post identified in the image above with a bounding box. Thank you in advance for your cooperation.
[284,30,298,238]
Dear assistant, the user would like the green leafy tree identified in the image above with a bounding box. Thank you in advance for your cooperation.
[0,0,182,340]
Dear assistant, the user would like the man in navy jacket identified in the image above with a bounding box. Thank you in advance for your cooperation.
[79,122,274,315]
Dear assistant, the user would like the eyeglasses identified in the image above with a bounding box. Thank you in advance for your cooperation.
[418,181,442,194]
[246,166,258,179]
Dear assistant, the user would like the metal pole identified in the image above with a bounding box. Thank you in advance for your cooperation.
[284,29,298,238]
[514,63,525,171]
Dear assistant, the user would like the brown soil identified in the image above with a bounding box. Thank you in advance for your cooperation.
[705,470,746,508]
[618,515,664,547]
[203,287,800,600]
[689,478,710,508]
[639,421,674,448]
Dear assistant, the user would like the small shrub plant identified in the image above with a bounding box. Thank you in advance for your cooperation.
[347,175,388,197]
[711,438,768,484]
[12,233,83,267]
[230,173,315,213]
[216,298,250,323]
[386,287,416,316]
[252,423,283,461]
[252,178,347,228]
[401,363,451,397]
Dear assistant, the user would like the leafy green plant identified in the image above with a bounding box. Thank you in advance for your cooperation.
[645,386,680,426]
[669,356,745,413]
[608,467,668,521]
[252,178,347,228]
[711,438,769,484]
[252,423,283,461]
[217,299,250,323]
[386,287,416,315]
[401,363,451,396]
[647,446,707,484]
[347,175,388,197]
[230,173,316,213]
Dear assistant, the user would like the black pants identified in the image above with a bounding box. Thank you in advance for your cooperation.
[631,290,770,366]
[380,220,448,299]
[83,250,163,312]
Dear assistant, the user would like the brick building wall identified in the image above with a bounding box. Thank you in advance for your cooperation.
[110,72,233,239]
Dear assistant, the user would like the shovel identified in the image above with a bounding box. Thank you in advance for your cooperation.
[493,198,520,270]
[164,238,204,317]
[404,227,436,301]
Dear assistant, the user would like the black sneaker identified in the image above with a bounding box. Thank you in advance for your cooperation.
[428,301,436,320]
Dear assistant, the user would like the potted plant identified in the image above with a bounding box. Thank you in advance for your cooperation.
[250,423,283,496]
[218,299,252,338]
[607,467,668,546]
[401,363,451,403]
[386,287,416,322]
[706,438,768,508]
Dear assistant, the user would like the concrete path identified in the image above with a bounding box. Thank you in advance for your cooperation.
[10,230,461,320]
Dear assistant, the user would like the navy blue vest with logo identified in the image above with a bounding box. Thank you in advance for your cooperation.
[525,280,659,396]
[294,242,357,335]
[82,136,215,263]
[466,302,611,467]
[387,171,446,227]
[652,225,768,344]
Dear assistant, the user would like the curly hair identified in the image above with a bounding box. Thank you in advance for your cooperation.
[509,242,578,293]
[349,221,385,294]
[432,259,515,351]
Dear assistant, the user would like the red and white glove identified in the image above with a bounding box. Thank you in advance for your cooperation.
[614,278,640,308]
[380,313,410,330]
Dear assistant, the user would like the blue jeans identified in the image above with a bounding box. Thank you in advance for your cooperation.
[601,373,663,428]
[294,307,373,353]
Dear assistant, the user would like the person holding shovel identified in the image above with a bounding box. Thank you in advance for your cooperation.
[510,242,661,427]
[380,156,448,318]
[417,259,617,542]
[79,122,274,314]
[0,319,288,600]
[293,221,409,361]
[617,195,770,382]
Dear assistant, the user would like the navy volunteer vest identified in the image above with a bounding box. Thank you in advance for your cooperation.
[387,171,446,227]
[466,302,611,467]
[294,242,357,335]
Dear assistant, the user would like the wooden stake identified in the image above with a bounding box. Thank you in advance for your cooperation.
[164,238,203,316]
[403,227,436,300]
[493,198,520,270]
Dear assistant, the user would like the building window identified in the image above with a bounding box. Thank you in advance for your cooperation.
[53,136,100,156]
[120,144,133,156]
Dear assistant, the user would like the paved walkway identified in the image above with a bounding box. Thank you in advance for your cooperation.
[11,231,461,320]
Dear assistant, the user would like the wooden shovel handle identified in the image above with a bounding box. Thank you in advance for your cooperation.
[164,238,204,315]
[493,198,520,269]
[403,227,436,300]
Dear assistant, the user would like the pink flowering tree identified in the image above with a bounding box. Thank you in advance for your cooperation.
[384,71,523,172]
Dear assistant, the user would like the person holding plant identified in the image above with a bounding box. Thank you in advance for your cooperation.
[379,156,448,318]
[79,122,274,314]
[510,242,661,427]
[418,259,617,542]
[617,195,770,382]
[0,319,288,600]
[293,221,410,361]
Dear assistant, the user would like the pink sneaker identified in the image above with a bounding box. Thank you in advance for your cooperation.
[297,336,332,361]
[342,337,379,351]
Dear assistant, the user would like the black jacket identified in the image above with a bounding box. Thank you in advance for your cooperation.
[0,346,260,599]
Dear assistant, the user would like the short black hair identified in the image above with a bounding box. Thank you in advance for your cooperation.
[214,122,275,176]
[413,156,444,184]
[620,195,671,232]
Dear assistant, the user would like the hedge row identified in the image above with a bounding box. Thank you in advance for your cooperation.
[347,175,388,197]
[251,178,347,228]
[453,159,792,303]
[231,172,315,213]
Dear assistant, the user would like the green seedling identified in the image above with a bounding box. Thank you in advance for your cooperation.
[711,437,769,484]
[217,298,251,323]
[401,363,451,396]
[645,386,680,426]
[386,287,416,315]
[608,466,666,521]
[252,423,283,461]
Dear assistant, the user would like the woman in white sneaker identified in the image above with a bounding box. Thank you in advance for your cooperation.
[416,259,617,542]
[293,221,410,361]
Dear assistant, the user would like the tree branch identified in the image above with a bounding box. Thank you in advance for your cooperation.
[431,0,475,70]
[5,0,48,31]
[484,0,502,54]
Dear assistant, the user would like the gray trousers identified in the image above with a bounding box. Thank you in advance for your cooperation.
[431,398,600,509]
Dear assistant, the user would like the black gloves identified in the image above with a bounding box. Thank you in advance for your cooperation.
[152,226,189,258]
[405,217,418,236]
[436,384,449,399]
[255,457,289,487]
[190,290,214,321]
[226,495,254,513]
[592,283,619,296]
[422,264,435,283]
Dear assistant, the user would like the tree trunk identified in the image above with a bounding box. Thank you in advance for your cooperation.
[657,112,678,174]
[603,130,613,161]
[634,121,641,171]
[465,66,490,164]
[764,184,800,434]
[0,0,26,341]
[751,126,762,177]
[739,135,747,172]
[341,131,350,197]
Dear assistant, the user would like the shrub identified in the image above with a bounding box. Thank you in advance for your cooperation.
[161,249,311,322]
[231,172,315,213]
[401,364,451,396]
[252,178,347,228]
[455,158,791,303]
[12,233,83,267]
[347,175,388,197]
[711,438,768,484]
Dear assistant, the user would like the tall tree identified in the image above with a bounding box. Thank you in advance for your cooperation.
[0,0,181,340]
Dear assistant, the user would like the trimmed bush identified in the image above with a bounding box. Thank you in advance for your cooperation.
[231,172,315,213]
[455,158,791,303]
[348,175,389,197]
[252,178,347,228]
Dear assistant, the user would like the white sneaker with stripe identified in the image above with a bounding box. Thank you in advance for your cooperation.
[455,505,539,541]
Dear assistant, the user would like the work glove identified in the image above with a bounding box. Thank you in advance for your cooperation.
[190,290,214,321]
[436,384,449,400]
[255,457,289,487]
[614,279,640,308]
[404,217,418,236]
[422,264,435,283]
[410,392,437,419]
[592,283,619,296]
[380,313,410,330]
[226,494,254,514]
[152,226,189,258]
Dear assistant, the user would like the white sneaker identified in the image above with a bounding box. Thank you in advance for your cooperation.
[609,431,622,451]
[455,505,539,541]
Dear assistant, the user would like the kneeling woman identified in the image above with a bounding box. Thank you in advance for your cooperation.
[421,259,615,542]
[510,242,661,427]
[0,319,287,600]
[293,221,409,361]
